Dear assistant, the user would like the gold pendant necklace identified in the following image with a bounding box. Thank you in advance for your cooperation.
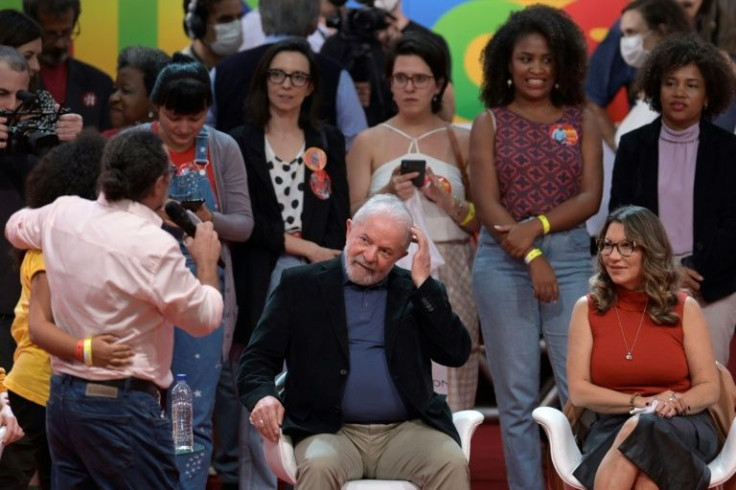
[613,299,648,361]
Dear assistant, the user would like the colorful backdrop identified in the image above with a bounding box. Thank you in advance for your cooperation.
[0,0,628,121]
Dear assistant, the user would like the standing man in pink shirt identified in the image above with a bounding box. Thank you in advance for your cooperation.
[4,131,224,489]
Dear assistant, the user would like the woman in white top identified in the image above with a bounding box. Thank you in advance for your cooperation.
[347,32,480,411]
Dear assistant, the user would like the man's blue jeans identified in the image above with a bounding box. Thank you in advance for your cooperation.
[46,374,178,489]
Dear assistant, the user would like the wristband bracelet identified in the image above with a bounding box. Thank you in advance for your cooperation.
[537,214,551,235]
[83,337,93,367]
[629,393,641,410]
[75,339,84,363]
[460,202,476,227]
[524,248,543,265]
[452,196,464,220]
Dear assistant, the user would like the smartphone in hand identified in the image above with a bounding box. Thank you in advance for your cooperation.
[181,199,205,211]
[400,159,427,187]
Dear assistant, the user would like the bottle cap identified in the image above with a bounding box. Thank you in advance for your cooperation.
[176,373,187,382]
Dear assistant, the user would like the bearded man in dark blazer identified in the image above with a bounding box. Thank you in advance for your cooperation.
[237,194,471,489]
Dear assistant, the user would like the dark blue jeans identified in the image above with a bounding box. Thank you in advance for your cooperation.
[46,375,178,489]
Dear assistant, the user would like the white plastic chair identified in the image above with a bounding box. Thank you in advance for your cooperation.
[264,409,484,489]
[0,425,6,461]
[532,405,736,489]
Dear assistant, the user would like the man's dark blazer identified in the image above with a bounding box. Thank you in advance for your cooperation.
[609,117,736,303]
[43,58,113,131]
[228,123,349,345]
[237,257,471,445]
[213,43,342,133]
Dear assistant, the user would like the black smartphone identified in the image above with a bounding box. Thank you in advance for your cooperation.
[400,159,427,187]
[181,199,205,211]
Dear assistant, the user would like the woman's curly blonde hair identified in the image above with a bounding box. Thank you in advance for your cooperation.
[590,206,680,325]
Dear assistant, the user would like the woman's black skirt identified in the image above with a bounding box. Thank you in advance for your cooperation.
[572,411,719,489]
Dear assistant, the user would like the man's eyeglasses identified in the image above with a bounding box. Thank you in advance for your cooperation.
[43,22,81,43]
[390,73,434,89]
[597,239,639,257]
[267,69,310,87]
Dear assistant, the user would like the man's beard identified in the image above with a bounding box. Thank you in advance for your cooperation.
[41,48,68,67]
[344,255,385,286]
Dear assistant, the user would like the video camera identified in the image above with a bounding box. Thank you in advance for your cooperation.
[0,89,69,155]
[325,1,393,43]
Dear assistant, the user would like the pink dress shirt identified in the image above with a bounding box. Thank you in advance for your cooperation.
[5,194,224,389]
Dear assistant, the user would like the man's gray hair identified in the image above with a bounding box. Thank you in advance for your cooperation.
[260,0,320,37]
[353,194,413,247]
[0,45,29,73]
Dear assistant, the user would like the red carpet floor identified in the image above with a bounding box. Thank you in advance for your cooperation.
[470,421,509,490]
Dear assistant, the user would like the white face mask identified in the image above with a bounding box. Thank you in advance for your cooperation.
[374,0,399,12]
[209,19,243,56]
[619,33,650,68]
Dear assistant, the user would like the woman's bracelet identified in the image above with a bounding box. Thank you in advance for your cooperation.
[629,393,642,410]
[452,196,465,220]
[536,214,551,235]
[460,203,476,227]
[524,248,543,265]
[83,337,93,366]
[75,339,84,363]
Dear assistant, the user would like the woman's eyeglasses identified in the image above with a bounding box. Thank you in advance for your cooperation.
[597,239,639,257]
[267,69,310,87]
[390,73,434,89]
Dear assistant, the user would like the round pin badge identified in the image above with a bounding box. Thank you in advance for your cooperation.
[548,123,579,146]
[436,175,452,194]
[309,170,332,200]
[304,147,327,171]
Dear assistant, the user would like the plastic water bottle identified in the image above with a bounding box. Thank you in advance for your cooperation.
[171,373,194,452]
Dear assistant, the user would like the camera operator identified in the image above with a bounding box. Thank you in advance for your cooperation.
[321,3,395,126]
[0,49,82,153]
[0,45,81,424]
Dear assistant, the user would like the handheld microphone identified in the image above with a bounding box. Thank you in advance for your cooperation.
[165,201,197,237]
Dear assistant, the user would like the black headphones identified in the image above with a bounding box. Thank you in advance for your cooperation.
[184,0,206,39]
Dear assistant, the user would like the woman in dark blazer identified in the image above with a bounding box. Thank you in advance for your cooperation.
[230,38,349,348]
[228,37,350,490]
[610,35,736,364]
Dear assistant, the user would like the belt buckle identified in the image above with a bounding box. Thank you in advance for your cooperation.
[85,383,119,398]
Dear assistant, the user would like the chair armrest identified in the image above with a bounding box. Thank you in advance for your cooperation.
[708,417,736,486]
[452,410,484,462]
[0,426,6,461]
[263,431,298,484]
[532,406,585,489]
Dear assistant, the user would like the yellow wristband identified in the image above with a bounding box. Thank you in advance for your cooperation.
[524,248,543,265]
[537,214,551,235]
[460,202,476,227]
[83,337,93,366]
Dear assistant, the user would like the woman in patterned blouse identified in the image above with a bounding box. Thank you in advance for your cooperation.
[469,5,602,489]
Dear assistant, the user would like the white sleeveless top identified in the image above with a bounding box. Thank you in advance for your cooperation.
[369,123,467,242]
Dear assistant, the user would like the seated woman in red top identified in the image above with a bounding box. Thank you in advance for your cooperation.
[568,205,719,490]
